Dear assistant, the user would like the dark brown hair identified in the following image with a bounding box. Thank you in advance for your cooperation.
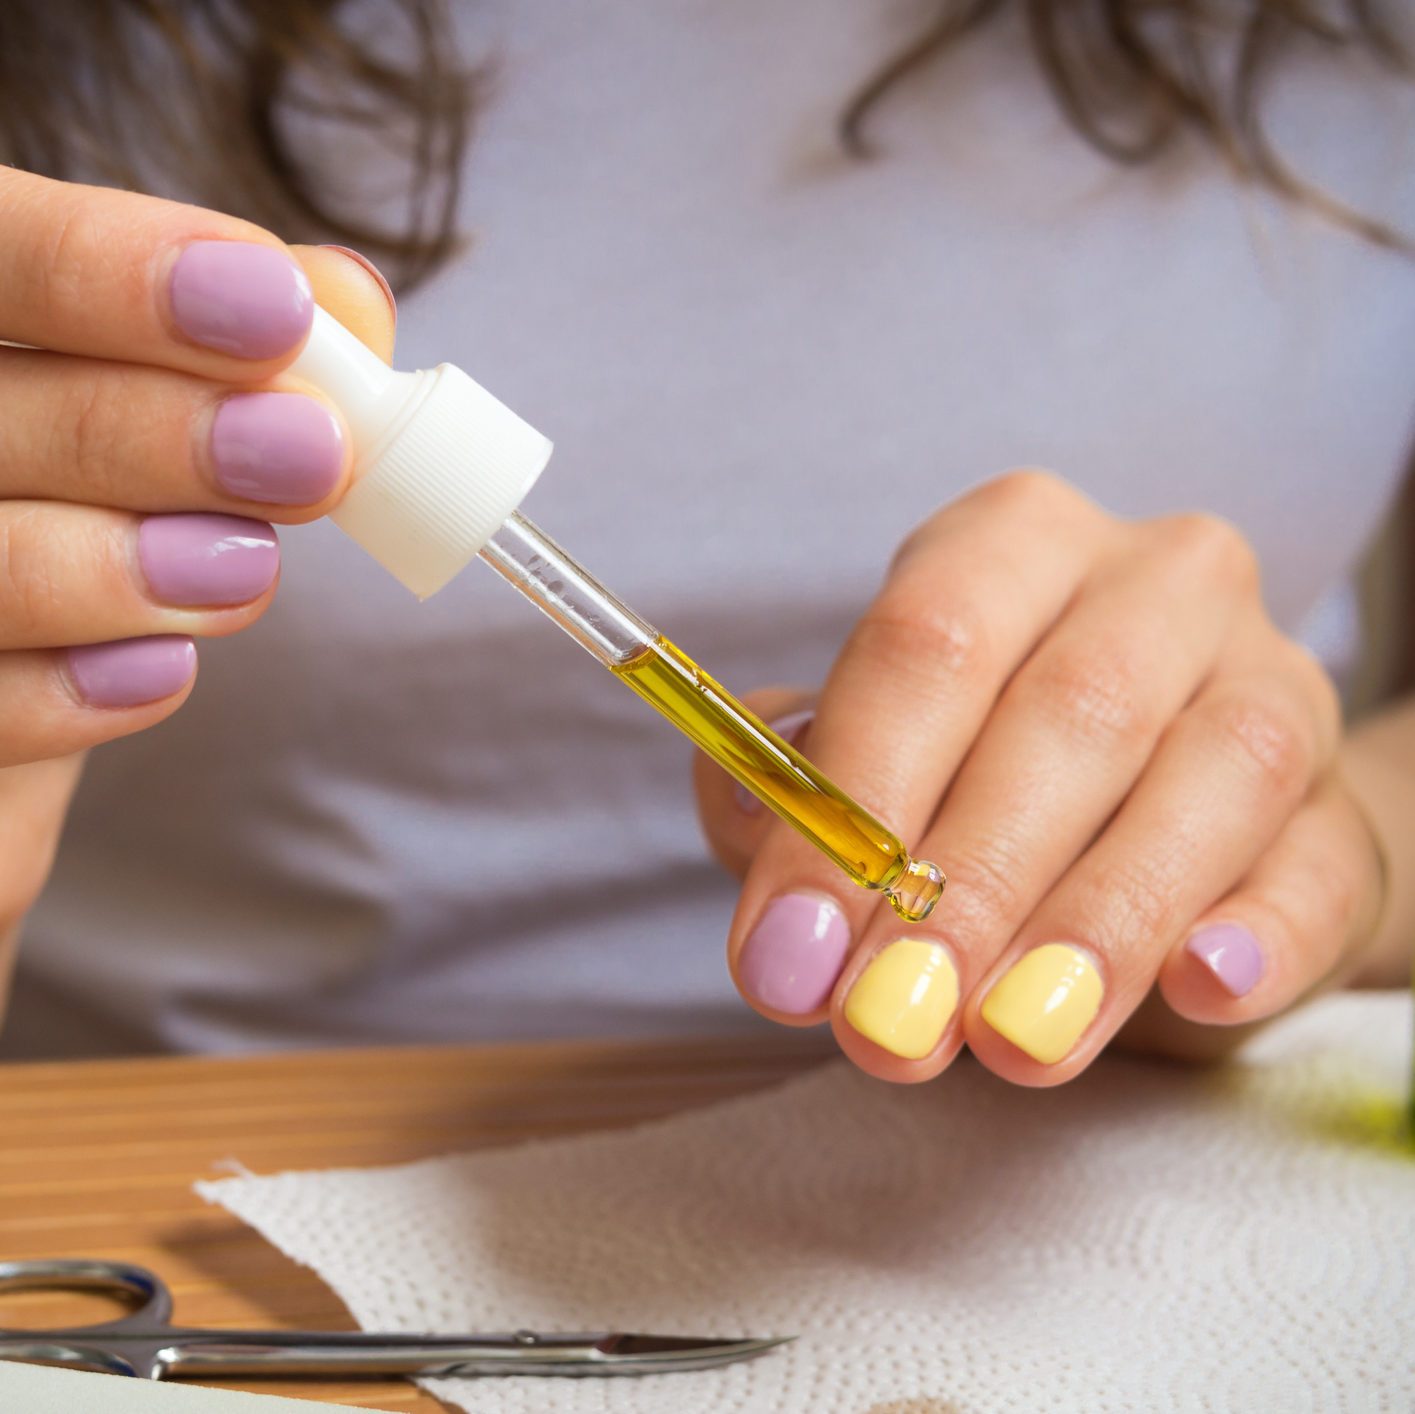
[0,0,473,291]
[844,0,1412,254]
[0,0,1407,293]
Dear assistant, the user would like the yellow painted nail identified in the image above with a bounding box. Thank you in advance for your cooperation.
[980,943,1103,1065]
[844,939,958,1060]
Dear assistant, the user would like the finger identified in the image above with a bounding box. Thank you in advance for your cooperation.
[0,168,312,378]
[967,649,1339,1084]
[0,502,279,648]
[1109,985,1269,1065]
[0,243,394,519]
[0,753,84,920]
[727,471,1108,1026]
[0,347,349,518]
[292,246,398,364]
[1160,777,1382,1023]
[0,638,197,769]
[831,517,1254,1079]
[0,754,86,1010]
[694,688,815,878]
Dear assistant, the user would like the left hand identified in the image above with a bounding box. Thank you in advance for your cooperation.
[694,471,1386,1084]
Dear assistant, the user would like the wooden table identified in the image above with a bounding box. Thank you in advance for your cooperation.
[0,1033,831,1410]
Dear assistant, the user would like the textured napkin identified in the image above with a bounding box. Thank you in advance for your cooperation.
[200,994,1415,1413]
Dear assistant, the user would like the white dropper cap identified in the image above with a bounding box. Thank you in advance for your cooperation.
[288,307,553,599]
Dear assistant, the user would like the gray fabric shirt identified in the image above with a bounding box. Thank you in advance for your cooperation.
[9,1,1414,1057]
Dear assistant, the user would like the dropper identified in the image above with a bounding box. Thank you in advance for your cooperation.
[290,310,945,922]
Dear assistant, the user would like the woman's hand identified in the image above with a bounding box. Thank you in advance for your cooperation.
[0,168,395,998]
[696,471,1387,1084]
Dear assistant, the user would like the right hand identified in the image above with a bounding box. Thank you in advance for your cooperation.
[0,168,396,1002]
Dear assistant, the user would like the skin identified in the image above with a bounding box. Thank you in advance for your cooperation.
[0,167,1406,1077]
[0,167,396,1009]
[694,473,1412,1084]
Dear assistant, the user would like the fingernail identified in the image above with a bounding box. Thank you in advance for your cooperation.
[210,392,344,504]
[320,245,398,318]
[169,241,314,359]
[735,710,814,814]
[844,938,958,1060]
[1185,922,1265,997]
[981,943,1103,1065]
[139,514,279,607]
[67,637,196,708]
[738,893,850,1015]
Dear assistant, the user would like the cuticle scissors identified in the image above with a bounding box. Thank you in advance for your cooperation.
[0,1259,789,1380]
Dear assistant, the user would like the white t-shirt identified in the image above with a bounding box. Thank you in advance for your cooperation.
[7,2,1414,1056]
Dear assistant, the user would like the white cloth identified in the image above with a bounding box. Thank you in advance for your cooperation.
[199,992,1415,1413]
[10,2,1415,1056]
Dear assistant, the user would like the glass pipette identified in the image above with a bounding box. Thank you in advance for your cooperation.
[291,309,946,922]
[478,513,945,921]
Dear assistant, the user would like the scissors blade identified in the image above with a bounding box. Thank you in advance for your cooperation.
[532,1330,798,1375]
[574,1331,793,1374]
[436,1330,793,1377]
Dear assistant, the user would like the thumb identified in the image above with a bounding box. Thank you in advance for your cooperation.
[290,244,398,363]
[693,688,816,879]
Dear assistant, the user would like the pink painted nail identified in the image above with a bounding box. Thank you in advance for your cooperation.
[210,393,344,504]
[1185,922,1265,997]
[67,637,197,708]
[738,893,850,1015]
[169,241,313,359]
[736,710,814,814]
[139,514,279,607]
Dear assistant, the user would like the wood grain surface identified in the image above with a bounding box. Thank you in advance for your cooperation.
[0,1033,832,1410]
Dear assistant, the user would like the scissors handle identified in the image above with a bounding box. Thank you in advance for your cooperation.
[0,1259,171,1325]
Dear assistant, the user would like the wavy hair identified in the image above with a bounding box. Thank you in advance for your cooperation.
[0,0,1406,294]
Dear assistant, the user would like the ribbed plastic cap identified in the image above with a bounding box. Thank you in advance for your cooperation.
[329,363,553,599]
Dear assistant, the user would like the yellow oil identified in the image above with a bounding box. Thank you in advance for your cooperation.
[613,637,944,922]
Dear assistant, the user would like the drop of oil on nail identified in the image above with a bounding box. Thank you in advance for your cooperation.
[885,858,946,922]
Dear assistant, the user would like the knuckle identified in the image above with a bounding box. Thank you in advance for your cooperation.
[979,466,1075,516]
[891,470,1082,572]
[850,592,992,684]
[1205,691,1312,798]
[61,373,123,502]
[21,181,182,332]
[938,840,1028,943]
[39,196,99,324]
[0,510,62,640]
[1021,644,1157,755]
[1073,854,1176,954]
[1159,512,1259,589]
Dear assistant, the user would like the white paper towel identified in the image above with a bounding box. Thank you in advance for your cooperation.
[199,994,1415,1414]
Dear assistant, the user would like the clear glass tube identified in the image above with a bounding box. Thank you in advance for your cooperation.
[479,512,945,922]
[479,513,655,667]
